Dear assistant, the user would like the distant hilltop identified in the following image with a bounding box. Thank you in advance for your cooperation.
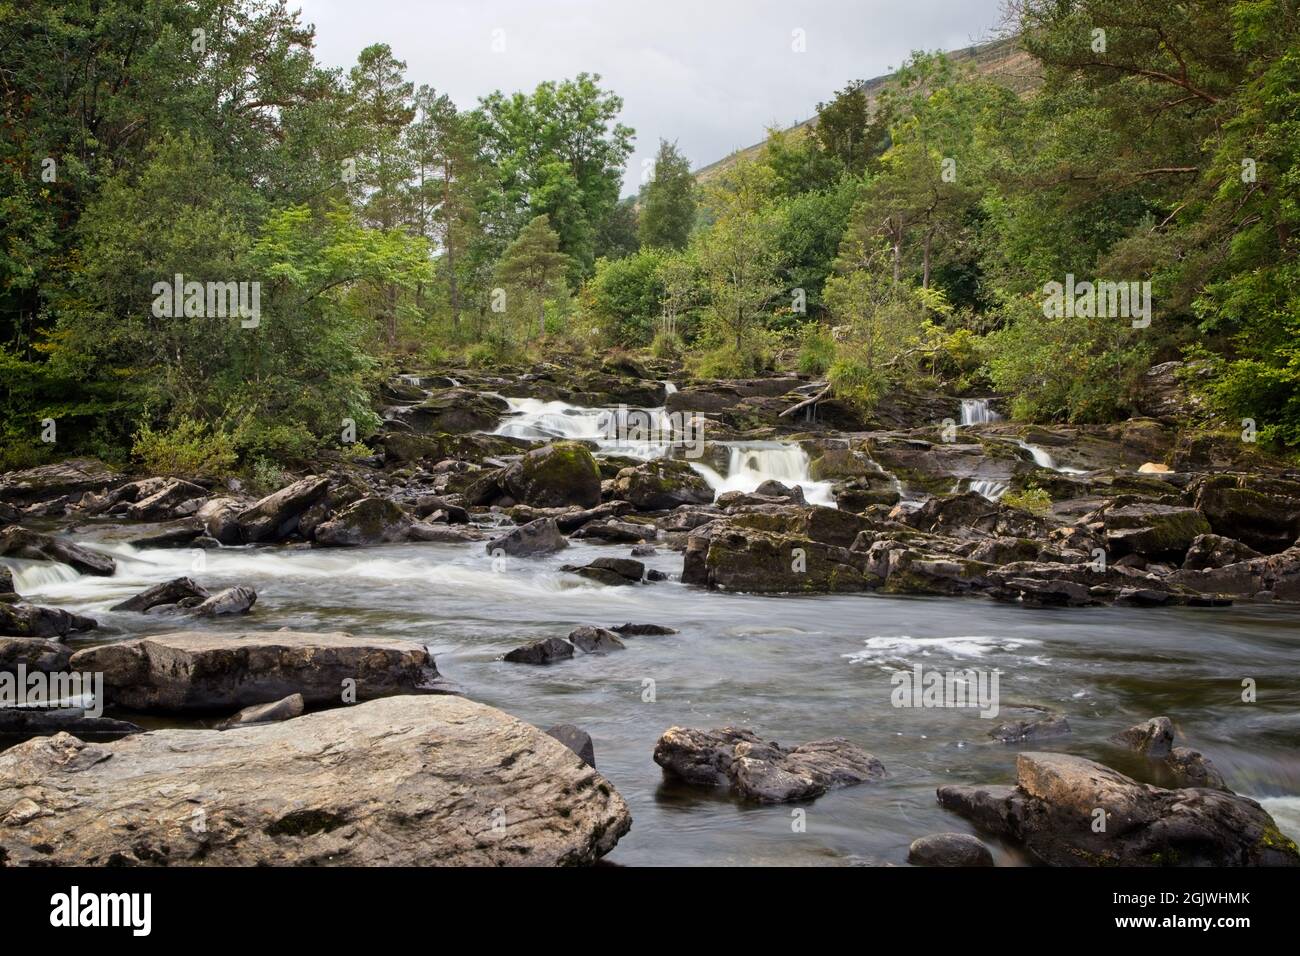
[693,35,1039,183]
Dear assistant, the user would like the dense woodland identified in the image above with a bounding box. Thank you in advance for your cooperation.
[2,0,1298,481]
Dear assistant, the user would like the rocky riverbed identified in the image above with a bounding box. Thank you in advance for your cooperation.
[2,356,1299,866]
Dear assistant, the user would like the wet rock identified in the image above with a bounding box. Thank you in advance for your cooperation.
[1102,502,1210,560]
[682,522,875,593]
[216,693,305,730]
[567,626,626,653]
[988,712,1071,743]
[486,517,568,557]
[1182,533,1262,571]
[313,497,413,547]
[110,577,210,613]
[125,477,208,520]
[610,623,678,636]
[611,460,713,511]
[0,603,97,639]
[653,726,885,804]
[571,519,652,542]
[193,586,257,616]
[908,833,994,867]
[1190,474,1300,553]
[413,495,470,524]
[565,557,645,586]
[1167,747,1229,791]
[1110,716,1175,759]
[196,497,244,544]
[988,561,1187,607]
[0,696,630,865]
[1168,545,1300,602]
[69,630,444,712]
[408,522,484,543]
[125,516,205,547]
[546,724,596,767]
[0,565,14,602]
[629,544,657,557]
[0,526,116,576]
[503,637,574,665]
[0,458,123,504]
[500,441,602,509]
[0,708,141,741]
[396,388,509,434]
[236,476,330,543]
[936,752,1295,866]
[0,636,73,673]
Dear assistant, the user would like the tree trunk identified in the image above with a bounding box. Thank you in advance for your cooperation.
[923,230,932,290]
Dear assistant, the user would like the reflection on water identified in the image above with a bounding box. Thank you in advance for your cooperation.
[7,535,1300,866]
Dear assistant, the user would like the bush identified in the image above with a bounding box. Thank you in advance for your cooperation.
[132,418,237,478]
[797,323,836,376]
[248,456,289,496]
[230,417,317,464]
[1004,485,1052,515]
[650,328,684,359]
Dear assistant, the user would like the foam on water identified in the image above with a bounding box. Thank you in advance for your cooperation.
[690,443,837,508]
[844,634,1045,664]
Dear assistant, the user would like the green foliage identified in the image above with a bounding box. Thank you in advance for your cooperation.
[132,418,238,479]
[1004,484,1052,515]
[650,329,685,360]
[797,323,836,376]
[586,249,665,346]
[639,140,696,250]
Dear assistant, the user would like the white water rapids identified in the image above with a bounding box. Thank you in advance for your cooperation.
[491,394,838,507]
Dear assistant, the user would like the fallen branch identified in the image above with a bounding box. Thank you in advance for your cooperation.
[779,383,832,418]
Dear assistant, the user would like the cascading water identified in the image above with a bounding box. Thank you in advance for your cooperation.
[960,398,1002,426]
[689,443,837,508]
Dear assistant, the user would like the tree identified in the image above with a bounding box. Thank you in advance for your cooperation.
[494,215,570,339]
[477,74,634,278]
[814,82,889,174]
[638,140,696,250]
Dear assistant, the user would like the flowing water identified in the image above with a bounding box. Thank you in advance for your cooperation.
[8,541,1300,865]
[6,392,1300,865]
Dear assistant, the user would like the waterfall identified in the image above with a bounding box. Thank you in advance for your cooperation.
[960,399,1002,426]
[968,478,1010,501]
[491,397,679,460]
[691,443,837,508]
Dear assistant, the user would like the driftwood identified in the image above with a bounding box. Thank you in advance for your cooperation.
[779,383,831,418]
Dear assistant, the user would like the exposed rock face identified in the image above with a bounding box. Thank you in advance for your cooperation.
[503,637,574,665]
[1110,716,1228,790]
[0,603,97,639]
[937,752,1297,867]
[124,477,207,520]
[1190,474,1300,553]
[501,442,603,509]
[0,526,116,576]
[908,833,994,867]
[0,565,13,601]
[197,497,244,544]
[69,630,444,712]
[0,696,631,865]
[611,460,714,511]
[486,517,568,557]
[0,458,123,503]
[110,577,209,613]
[1110,717,1175,758]
[567,626,625,653]
[653,726,885,803]
[236,476,330,543]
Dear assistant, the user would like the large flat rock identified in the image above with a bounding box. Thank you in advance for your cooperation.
[69,630,446,712]
[0,695,631,866]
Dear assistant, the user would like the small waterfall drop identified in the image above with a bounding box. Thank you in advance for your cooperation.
[960,398,1002,426]
[690,443,837,508]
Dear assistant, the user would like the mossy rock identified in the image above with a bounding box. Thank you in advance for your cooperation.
[503,441,602,509]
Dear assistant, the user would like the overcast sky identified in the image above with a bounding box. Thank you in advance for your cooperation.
[295,0,1007,194]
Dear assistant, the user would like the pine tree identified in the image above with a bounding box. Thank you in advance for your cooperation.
[638,140,696,250]
[494,215,570,339]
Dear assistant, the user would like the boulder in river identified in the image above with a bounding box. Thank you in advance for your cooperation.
[654,726,885,803]
[0,526,116,576]
[611,622,678,636]
[397,388,509,434]
[1101,502,1210,560]
[611,459,713,511]
[1182,533,1261,571]
[0,695,631,865]
[907,832,995,867]
[503,636,574,665]
[501,441,603,509]
[567,626,626,653]
[313,497,413,547]
[1189,474,1300,553]
[68,630,446,712]
[1110,716,1229,790]
[682,522,875,593]
[0,603,97,639]
[110,576,210,613]
[0,636,73,673]
[193,585,257,616]
[937,752,1297,866]
[486,517,568,557]
[0,708,141,741]
[0,458,123,504]
[564,557,645,586]
[236,475,330,543]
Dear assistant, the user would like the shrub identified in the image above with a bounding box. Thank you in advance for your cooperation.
[797,323,836,376]
[1005,484,1052,515]
[132,418,237,478]
[650,329,684,360]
